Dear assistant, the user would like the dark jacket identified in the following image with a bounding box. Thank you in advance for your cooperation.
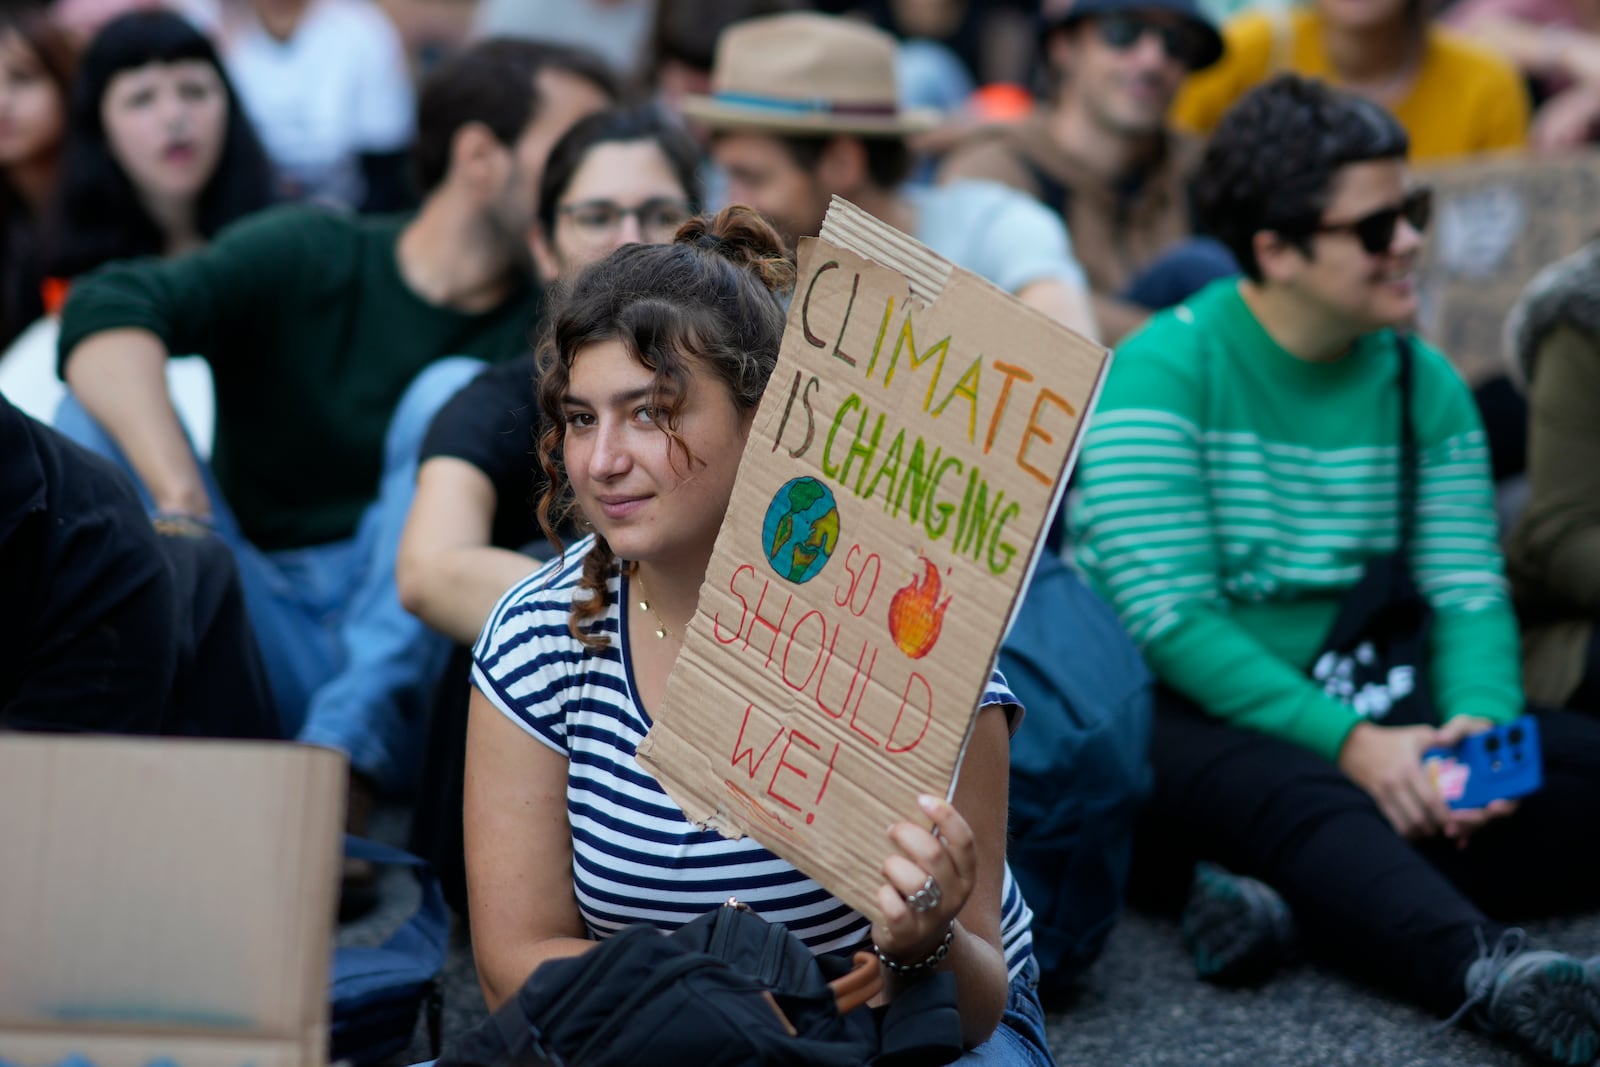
[0,392,277,736]
[1502,243,1600,704]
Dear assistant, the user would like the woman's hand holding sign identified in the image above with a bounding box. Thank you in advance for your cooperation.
[873,793,977,974]
[867,702,1014,1045]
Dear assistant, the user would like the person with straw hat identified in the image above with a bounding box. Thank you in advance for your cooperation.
[683,11,1099,340]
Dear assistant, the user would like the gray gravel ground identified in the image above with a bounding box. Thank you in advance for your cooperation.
[346,809,1598,1067]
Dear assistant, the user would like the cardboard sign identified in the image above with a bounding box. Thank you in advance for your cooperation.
[635,197,1109,923]
[1417,150,1600,388]
[0,736,346,1067]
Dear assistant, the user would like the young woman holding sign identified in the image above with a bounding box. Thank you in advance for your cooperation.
[463,205,1049,1062]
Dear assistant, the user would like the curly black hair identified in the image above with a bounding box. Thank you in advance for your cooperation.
[1190,74,1409,281]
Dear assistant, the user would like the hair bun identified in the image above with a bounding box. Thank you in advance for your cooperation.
[676,205,795,294]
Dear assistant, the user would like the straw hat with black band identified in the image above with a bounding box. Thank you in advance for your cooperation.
[680,13,939,137]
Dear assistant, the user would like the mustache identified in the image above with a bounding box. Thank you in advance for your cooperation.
[1120,70,1175,92]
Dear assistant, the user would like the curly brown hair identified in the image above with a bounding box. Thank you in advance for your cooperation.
[534,204,793,647]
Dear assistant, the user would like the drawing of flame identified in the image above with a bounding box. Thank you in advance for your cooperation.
[887,557,952,659]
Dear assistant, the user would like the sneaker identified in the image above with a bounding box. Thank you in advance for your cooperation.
[1447,929,1600,1066]
[1180,862,1296,985]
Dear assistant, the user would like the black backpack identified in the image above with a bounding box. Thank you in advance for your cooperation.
[445,902,964,1067]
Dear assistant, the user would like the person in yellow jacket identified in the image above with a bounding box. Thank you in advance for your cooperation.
[1172,0,1529,162]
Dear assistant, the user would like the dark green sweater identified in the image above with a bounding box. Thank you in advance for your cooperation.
[59,206,537,550]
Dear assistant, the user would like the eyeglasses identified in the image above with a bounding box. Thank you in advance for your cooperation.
[1310,187,1432,256]
[557,197,694,243]
[1094,13,1212,68]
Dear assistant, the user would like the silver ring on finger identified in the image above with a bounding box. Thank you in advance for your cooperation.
[905,874,941,913]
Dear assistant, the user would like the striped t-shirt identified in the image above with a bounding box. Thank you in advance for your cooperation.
[472,540,1036,977]
[1071,281,1522,761]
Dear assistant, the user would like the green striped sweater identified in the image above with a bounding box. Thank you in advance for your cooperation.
[1071,281,1522,761]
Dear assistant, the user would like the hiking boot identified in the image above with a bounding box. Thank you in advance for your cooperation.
[1180,862,1296,985]
[1448,929,1600,1066]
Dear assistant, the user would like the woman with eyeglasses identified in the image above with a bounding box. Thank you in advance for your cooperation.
[1172,0,1530,162]
[395,105,699,916]
[1074,76,1600,1066]
[399,105,699,650]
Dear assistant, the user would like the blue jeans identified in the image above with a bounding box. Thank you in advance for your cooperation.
[959,955,1056,1065]
[53,356,485,793]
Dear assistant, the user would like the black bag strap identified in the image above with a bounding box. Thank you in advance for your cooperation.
[1396,334,1419,560]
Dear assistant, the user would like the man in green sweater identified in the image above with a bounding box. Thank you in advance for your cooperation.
[54,40,615,806]
[1073,75,1600,1065]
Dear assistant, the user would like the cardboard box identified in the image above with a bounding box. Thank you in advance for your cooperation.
[0,736,346,1067]
[636,197,1110,923]
[1417,149,1600,387]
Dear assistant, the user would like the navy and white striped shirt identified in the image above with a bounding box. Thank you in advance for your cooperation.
[472,537,1036,976]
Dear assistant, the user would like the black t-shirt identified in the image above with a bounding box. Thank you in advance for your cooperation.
[419,357,546,552]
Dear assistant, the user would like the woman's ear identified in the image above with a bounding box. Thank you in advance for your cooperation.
[740,404,758,435]
[530,225,561,286]
[1253,229,1306,286]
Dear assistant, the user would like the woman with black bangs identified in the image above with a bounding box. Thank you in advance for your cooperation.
[10,8,275,450]
[44,7,273,284]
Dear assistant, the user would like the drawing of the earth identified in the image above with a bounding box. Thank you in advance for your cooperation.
[761,476,840,584]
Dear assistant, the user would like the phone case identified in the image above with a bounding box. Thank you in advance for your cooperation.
[1423,716,1544,811]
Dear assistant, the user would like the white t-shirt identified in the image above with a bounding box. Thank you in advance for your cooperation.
[911,179,1090,297]
[0,317,215,458]
[226,0,414,208]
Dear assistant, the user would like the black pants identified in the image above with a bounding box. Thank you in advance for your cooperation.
[410,643,472,919]
[159,529,280,740]
[1132,688,1600,1015]
[1569,626,1600,713]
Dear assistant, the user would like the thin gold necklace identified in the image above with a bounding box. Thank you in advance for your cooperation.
[634,570,673,640]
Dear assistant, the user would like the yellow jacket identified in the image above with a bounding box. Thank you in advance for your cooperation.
[1172,7,1529,162]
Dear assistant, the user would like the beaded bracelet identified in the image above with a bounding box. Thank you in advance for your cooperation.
[873,920,956,978]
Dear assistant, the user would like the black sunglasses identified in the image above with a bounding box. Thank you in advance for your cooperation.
[1311,187,1433,255]
[1094,13,1211,68]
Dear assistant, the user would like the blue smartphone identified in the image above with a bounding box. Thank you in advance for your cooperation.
[1423,715,1544,811]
